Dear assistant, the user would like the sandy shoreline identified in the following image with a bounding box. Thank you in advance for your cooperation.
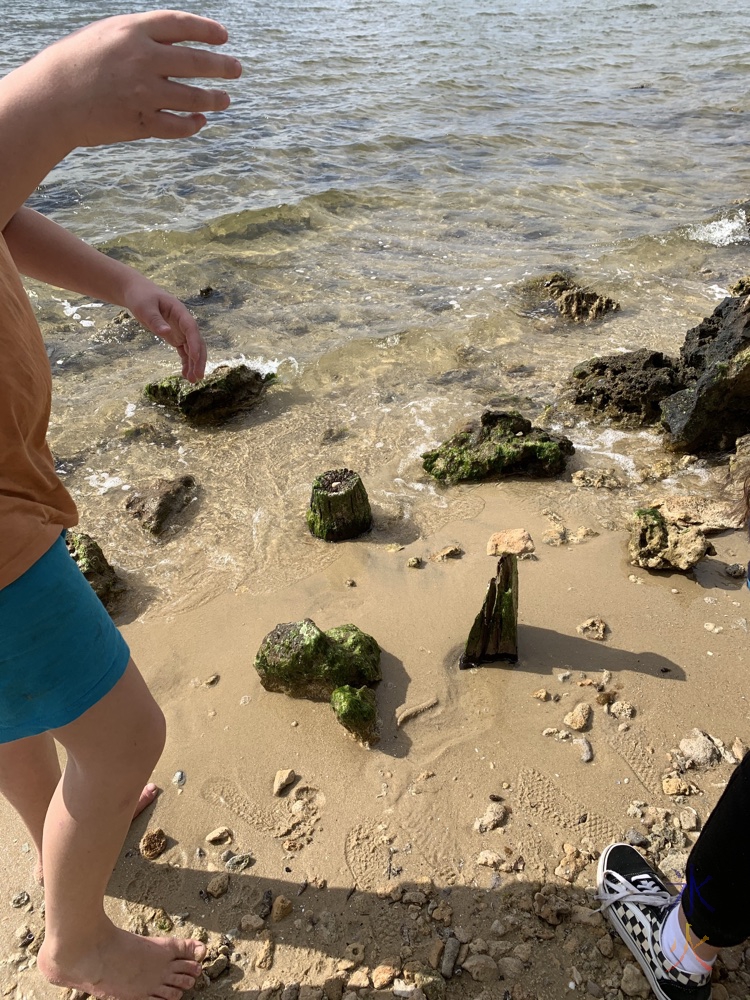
[1,478,749,999]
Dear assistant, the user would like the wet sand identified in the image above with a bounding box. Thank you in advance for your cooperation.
[1,478,749,999]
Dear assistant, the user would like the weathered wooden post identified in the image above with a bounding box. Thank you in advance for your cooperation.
[460,554,518,668]
[306,468,372,541]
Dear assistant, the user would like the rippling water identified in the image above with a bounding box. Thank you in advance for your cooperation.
[4,0,750,614]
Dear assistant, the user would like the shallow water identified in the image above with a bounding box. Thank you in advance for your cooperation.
[5,0,750,613]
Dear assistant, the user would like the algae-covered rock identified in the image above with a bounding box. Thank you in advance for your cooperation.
[125,475,198,536]
[422,410,573,484]
[330,685,379,744]
[306,469,372,541]
[65,531,125,610]
[628,507,715,572]
[143,364,275,427]
[254,619,381,700]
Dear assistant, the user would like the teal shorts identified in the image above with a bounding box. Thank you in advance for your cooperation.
[0,532,130,743]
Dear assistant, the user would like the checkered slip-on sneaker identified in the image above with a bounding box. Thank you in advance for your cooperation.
[597,843,712,1000]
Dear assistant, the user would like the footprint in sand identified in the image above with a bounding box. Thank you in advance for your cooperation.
[515,767,617,847]
[201,778,324,850]
[605,727,664,798]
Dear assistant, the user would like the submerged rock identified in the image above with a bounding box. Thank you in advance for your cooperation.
[628,507,715,572]
[254,619,381,700]
[65,531,125,610]
[143,364,275,427]
[125,475,198,536]
[422,410,574,484]
[544,272,620,323]
[330,685,379,745]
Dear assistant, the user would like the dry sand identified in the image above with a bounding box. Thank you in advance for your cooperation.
[1,479,749,1000]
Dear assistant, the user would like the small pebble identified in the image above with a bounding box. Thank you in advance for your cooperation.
[172,771,186,788]
[344,579,356,587]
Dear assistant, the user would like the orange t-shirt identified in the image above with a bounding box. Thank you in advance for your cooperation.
[0,233,78,590]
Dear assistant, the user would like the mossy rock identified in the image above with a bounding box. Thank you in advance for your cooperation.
[65,531,125,611]
[306,468,372,541]
[422,410,574,484]
[330,685,379,744]
[143,364,276,427]
[254,619,381,701]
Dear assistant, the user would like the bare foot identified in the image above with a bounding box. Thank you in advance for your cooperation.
[35,784,160,885]
[39,922,206,1000]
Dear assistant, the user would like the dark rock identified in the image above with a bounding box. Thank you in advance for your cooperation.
[121,422,177,449]
[65,531,125,610]
[661,345,750,452]
[143,364,275,426]
[306,469,372,541]
[330,685,379,744]
[125,475,198,536]
[461,555,518,668]
[545,272,620,323]
[567,350,685,426]
[659,295,750,452]
[422,410,574,484]
[254,619,381,700]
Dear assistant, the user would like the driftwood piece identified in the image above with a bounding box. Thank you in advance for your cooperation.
[460,554,518,669]
[306,468,372,541]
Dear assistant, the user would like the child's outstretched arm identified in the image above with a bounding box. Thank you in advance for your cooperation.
[0,10,241,229]
[4,207,207,382]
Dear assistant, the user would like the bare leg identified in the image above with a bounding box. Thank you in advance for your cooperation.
[0,731,160,884]
[37,660,204,1000]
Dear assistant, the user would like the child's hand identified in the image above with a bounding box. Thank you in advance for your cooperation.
[123,275,207,384]
[20,10,242,147]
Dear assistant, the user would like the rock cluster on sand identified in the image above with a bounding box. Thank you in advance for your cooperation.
[254,620,381,701]
[254,619,382,743]
[422,410,574,484]
[628,507,715,572]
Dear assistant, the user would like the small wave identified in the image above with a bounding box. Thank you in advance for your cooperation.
[686,209,749,247]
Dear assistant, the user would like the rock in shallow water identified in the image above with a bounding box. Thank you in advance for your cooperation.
[143,364,275,427]
[422,410,574,484]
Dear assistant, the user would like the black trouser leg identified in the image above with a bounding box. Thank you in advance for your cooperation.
[682,752,750,947]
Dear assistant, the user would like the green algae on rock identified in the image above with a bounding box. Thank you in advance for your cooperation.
[254,619,381,701]
[143,363,275,427]
[65,531,125,611]
[306,468,372,541]
[422,410,574,484]
[330,685,379,744]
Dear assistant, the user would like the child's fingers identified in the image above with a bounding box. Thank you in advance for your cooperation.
[162,44,242,82]
[159,81,231,115]
[149,111,208,139]
[142,10,230,47]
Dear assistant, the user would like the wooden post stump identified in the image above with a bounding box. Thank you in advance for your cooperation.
[460,554,518,668]
[306,468,373,542]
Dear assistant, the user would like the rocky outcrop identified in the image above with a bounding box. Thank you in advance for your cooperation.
[422,410,574,484]
[254,619,381,701]
[143,364,275,426]
[566,350,685,426]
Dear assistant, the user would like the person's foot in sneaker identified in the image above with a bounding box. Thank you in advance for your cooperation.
[597,843,713,1000]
